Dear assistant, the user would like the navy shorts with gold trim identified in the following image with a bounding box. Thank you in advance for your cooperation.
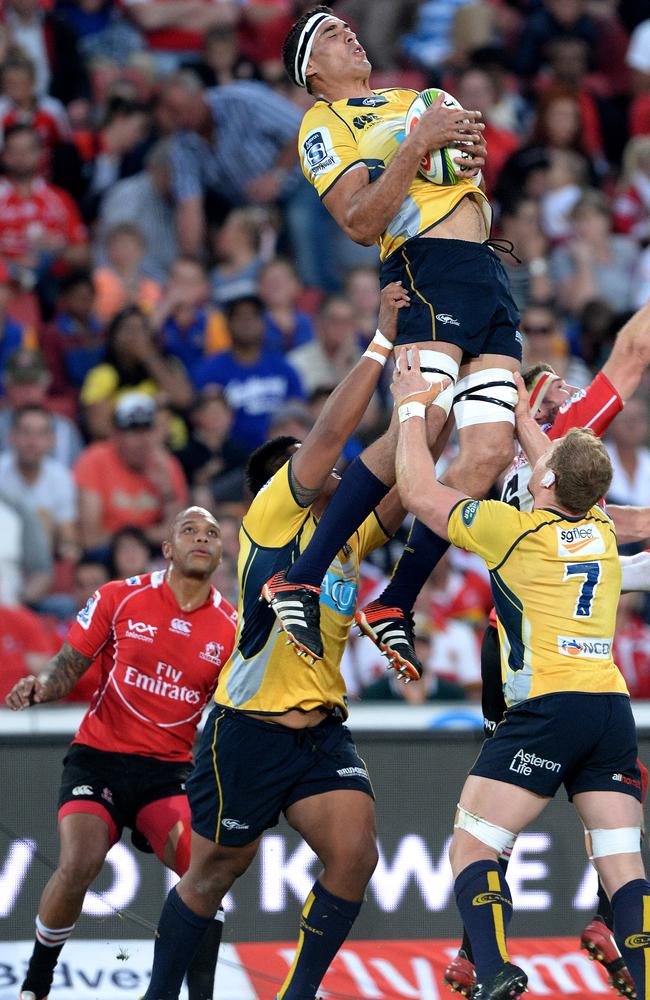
[380,236,521,360]
[471,692,642,801]
[188,705,374,846]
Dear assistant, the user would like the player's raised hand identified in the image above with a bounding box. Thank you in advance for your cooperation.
[5,674,46,710]
[513,370,532,427]
[377,281,410,343]
[408,92,484,156]
[391,346,451,406]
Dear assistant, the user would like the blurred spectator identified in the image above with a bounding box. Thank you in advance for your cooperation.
[0,53,70,154]
[109,524,153,579]
[343,264,379,345]
[613,593,650,699]
[400,0,477,72]
[550,190,638,315]
[93,222,162,324]
[155,255,230,374]
[193,294,304,451]
[86,96,150,212]
[454,66,519,196]
[513,0,599,80]
[606,396,650,506]
[122,0,238,58]
[0,404,78,560]
[626,16,650,95]
[269,399,313,441]
[160,73,302,253]
[259,256,314,354]
[288,295,360,394]
[613,137,650,242]
[0,349,83,466]
[0,260,35,365]
[80,305,193,441]
[0,602,56,702]
[74,392,188,551]
[529,85,601,178]
[189,25,258,87]
[0,123,89,284]
[539,148,588,242]
[497,194,553,311]
[96,139,178,284]
[175,386,247,492]
[56,557,111,703]
[2,0,90,108]
[520,301,590,386]
[0,488,52,604]
[209,206,269,305]
[41,270,105,399]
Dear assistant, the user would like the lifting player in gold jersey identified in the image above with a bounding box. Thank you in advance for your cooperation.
[391,348,650,1000]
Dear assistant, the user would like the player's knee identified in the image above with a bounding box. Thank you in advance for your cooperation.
[329,832,378,885]
[58,852,105,891]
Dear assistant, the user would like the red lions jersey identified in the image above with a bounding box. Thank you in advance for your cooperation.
[68,571,237,761]
[0,177,87,259]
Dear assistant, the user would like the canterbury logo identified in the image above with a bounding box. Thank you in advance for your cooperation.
[472,892,511,907]
[624,934,650,949]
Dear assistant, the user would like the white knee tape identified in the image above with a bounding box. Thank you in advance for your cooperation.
[454,804,517,855]
[453,368,518,428]
[586,827,641,860]
[417,350,459,416]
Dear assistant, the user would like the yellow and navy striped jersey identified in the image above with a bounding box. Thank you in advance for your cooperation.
[214,461,389,717]
[448,499,627,705]
[298,88,490,261]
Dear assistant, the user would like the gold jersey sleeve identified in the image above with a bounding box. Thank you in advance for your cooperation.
[214,463,390,717]
[298,88,491,261]
[449,499,628,704]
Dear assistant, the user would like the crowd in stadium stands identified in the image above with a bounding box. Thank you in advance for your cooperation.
[2,0,650,706]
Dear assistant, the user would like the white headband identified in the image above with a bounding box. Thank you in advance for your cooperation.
[293,12,339,88]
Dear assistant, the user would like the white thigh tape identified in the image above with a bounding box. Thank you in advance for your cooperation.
[586,826,641,860]
[417,349,459,416]
[453,368,518,428]
[454,804,517,855]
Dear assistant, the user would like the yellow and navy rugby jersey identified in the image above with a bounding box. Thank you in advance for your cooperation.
[448,499,627,705]
[299,89,491,261]
[214,461,389,717]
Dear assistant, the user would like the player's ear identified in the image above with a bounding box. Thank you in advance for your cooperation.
[162,540,172,560]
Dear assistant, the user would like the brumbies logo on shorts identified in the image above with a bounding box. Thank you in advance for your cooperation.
[558,636,612,659]
[302,126,340,176]
[222,818,249,831]
[556,524,604,557]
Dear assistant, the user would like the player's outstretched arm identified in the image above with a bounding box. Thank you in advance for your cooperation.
[323,95,486,245]
[291,281,408,495]
[513,371,551,466]
[392,346,463,536]
[608,506,650,544]
[602,299,650,402]
[5,642,94,710]
[621,552,650,593]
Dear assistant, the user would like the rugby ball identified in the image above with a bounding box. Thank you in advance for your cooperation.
[405,88,473,185]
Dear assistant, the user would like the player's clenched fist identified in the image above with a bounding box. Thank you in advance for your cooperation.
[377,280,410,343]
[408,92,484,157]
[6,674,46,710]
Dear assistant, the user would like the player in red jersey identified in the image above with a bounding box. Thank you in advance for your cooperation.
[5,506,237,1000]
[444,301,650,999]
